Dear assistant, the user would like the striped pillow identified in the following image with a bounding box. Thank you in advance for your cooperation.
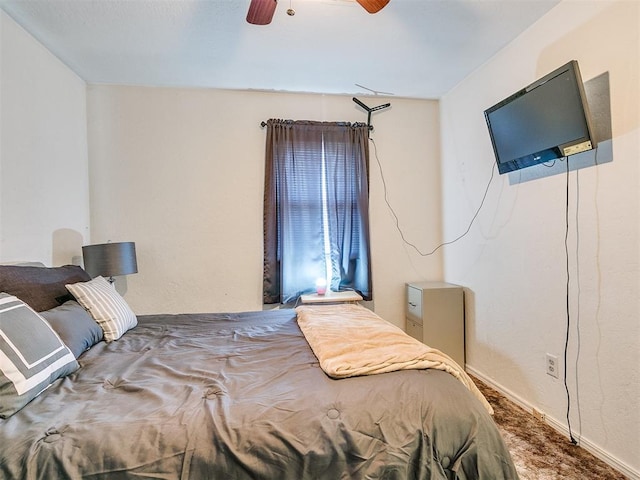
[0,293,79,418]
[66,276,137,342]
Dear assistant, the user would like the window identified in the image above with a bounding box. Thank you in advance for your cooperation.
[263,120,372,304]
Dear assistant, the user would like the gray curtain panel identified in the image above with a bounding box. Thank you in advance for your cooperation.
[263,120,372,304]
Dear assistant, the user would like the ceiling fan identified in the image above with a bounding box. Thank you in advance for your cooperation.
[247,0,390,25]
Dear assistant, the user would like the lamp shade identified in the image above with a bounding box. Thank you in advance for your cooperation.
[82,242,138,280]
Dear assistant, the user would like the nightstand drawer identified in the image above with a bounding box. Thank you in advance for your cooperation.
[406,317,422,341]
[407,285,422,323]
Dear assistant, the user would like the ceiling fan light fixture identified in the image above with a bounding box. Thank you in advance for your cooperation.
[355,0,390,14]
[247,0,278,25]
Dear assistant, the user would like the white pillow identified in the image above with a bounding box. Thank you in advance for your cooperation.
[66,276,137,342]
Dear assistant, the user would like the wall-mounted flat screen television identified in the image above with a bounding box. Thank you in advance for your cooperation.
[484,60,596,175]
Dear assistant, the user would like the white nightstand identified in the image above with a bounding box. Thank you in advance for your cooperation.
[406,281,465,366]
[300,290,363,304]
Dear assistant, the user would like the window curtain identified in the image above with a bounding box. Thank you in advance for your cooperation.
[263,119,372,304]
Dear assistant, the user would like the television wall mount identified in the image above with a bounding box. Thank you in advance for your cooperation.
[353,97,391,132]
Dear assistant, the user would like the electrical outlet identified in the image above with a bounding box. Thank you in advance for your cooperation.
[546,353,559,378]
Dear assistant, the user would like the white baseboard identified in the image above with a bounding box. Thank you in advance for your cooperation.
[466,365,639,480]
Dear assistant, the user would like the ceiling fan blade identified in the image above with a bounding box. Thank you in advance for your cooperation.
[356,0,390,14]
[247,0,278,25]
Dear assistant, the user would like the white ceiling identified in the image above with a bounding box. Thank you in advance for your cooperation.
[0,0,560,99]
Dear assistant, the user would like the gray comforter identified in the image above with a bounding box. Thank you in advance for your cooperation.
[0,310,518,479]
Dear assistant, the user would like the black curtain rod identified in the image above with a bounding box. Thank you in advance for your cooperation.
[260,121,373,130]
[260,98,389,131]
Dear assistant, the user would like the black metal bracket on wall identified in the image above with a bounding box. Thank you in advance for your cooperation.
[352,97,391,132]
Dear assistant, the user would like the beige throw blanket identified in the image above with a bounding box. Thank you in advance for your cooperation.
[295,303,493,414]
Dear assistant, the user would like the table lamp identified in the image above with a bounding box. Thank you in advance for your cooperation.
[82,242,138,284]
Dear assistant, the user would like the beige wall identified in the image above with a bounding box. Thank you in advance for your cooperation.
[87,86,444,325]
[440,0,639,476]
[0,11,89,265]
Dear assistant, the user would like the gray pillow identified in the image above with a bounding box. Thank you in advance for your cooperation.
[0,264,91,312]
[0,293,79,418]
[40,301,104,358]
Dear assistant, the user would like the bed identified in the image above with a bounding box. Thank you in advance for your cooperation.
[0,265,519,479]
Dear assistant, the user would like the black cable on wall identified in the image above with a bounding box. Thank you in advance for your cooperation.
[564,156,578,445]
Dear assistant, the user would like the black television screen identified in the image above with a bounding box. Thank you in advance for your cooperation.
[484,60,596,175]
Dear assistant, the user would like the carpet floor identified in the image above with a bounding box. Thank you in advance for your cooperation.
[473,376,626,479]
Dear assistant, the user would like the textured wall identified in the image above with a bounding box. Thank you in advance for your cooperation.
[86,86,444,327]
[0,11,89,265]
[440,1,639,476]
